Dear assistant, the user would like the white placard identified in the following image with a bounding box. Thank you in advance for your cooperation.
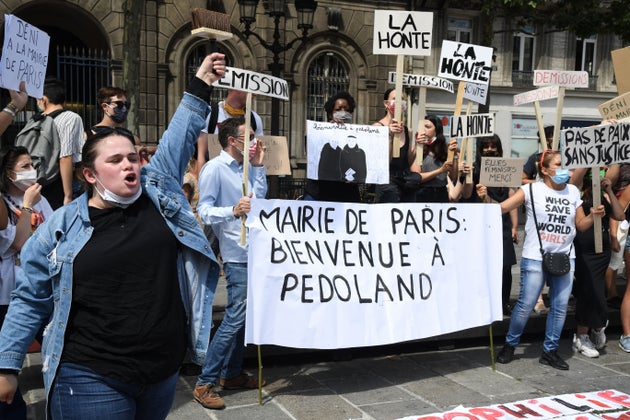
[463,81,489,105]
[513,85,560,106]
[479,157,524,187]
[450,113,495,138]
[0,14,50,98]
[388,72,454,93]
[213,66,289,100]
[373,10,433,56]
[306,121,389,185]
[245,200,502,349]
[438,40,493,85]
[533,70,589,88]
[561,121,630,169]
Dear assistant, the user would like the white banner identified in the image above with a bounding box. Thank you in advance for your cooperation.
[562,122,630,169]
[533,70,589,88]
[463,81,489,105]
[0,15,50,98]
[245,200,503,349]
[450,113,495,138]
[438,40,493,85]
[213,66,289,100]
[388,72,454,93]
[513,85,560,106]
[373,10,433,56]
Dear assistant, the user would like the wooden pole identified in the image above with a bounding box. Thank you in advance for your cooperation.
[414,86,427,166]
[240,92,253,246]
[447,81,466,163]
[533,100,547,151]
[393,55,405,158]
[552,87,565,150]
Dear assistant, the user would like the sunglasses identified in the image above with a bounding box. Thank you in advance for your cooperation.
[106,100,131,109]
[87,126,135,144]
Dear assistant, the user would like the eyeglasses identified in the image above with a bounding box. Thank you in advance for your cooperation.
[87,126,135,144]
[106,100,131,109]
[234,134,256,143]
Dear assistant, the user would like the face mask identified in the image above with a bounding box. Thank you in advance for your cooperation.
[387,100,407,114]
[107,104,129,124]
[332,111,353,124]
[11,169,38,191]
[482,150,500,157]
[94,176,141,208]
[237,138,257,160]
[427,136,437,145]
[551,168,570,184]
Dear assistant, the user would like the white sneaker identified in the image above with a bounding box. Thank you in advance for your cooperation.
[572,333,600,358]
[590,322,607,350]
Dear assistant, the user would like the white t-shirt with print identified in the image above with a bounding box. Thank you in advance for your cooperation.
[521,181,583,260]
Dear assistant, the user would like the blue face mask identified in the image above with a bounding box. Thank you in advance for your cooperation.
[551,168,570,184]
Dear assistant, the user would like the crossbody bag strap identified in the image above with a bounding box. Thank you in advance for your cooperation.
[529,183,545,256]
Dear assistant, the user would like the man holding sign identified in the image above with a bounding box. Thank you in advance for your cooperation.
[195,117,266,410]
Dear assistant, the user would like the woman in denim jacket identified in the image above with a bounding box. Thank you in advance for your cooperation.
[0,53,225,419]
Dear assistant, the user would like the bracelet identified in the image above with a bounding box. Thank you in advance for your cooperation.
[22,206,35,213]
[6,102,19,113]
[2,107,15,117]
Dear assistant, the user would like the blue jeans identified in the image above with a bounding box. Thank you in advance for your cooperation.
[49,362,178,420]
[505,257,574,352]
[197,262,248,386]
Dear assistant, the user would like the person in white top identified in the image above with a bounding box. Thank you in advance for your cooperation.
[477,150,605,370]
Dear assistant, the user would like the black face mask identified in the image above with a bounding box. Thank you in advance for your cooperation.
[481,150,500,157]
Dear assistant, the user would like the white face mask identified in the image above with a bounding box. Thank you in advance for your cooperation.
[11,169,38,191]
[94,176,141,208]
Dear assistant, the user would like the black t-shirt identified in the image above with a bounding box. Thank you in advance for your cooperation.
[62,194,186,385]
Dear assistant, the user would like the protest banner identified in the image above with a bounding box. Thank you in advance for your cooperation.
[479,157,524,188]
[463,81,488,105]
[206,134,290,176]
[450,113,494,138]
[0,15,50,98]
[244,199,503,349]
[397,389,630,420]
[213,66,289,100]
[387,72,454,93]
[598,91,630,121]
[611,46,630,94]
[561,121,630,169]
[533,70,589,88]
[374,10,433,158]
[438,40,493,86]
[513,85,560,106]
[306,121,389,185]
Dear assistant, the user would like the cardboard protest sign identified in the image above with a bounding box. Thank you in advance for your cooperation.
[561,121,630,169]
[598,91,630,121]
[438,40,493,85]
[479,157,524,188]
[463,81,488,105]
[533,70,589,88]
[306,121,389,184]
[372,10,433,56]
[206,134,290,176]
[388,72,454,93]
[0,15,50,98]
[245,200,502,349]
[206,134,222,160]
[213,66,289,100]
[513,85,560,106]
[397,389,630,420]
[450,113,494,138]
[612,46,630,94]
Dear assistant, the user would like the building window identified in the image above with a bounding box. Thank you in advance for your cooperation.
[575,35,596,75]
[186,44,232,103]
[446,18,472,43]
[513,29,535,72]
[306,52,350,122]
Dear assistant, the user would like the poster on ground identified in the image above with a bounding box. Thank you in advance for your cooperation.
[245,200,503,349]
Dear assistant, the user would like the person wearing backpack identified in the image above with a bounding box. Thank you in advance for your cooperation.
[16,78,84,209]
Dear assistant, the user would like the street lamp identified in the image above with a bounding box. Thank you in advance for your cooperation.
[237,0,318,135]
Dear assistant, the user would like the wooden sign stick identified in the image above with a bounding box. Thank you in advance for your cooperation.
[393,55,405,158]
[551,87,566,150]
[447,81,466,163]
[414,86,427,166]
[533,100,547,151]
[463,101,474,184]
[240,92,253,246]
[592,168,603,253]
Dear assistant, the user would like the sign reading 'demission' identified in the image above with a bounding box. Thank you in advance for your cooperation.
[373,10,433,56]
[439,40,493,85]
[513,85,560,106]
[213,66,289,100]
[388,72,454,93]
[533,70,589,88]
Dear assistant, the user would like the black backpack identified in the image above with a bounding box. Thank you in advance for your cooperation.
[15,109,67,185]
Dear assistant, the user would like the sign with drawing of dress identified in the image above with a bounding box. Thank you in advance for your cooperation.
[438,40,493,86]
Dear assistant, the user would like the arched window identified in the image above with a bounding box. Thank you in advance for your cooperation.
[306,52,350,122]
[186,44,233,103]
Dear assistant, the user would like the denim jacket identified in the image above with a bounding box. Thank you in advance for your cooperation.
[0,92,219,402]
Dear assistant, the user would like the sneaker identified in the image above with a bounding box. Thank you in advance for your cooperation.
[620,335,630,353]
[539,349,569,370]
[193,384,225,410]
[219,372,265,390]
[590,322,608,350]
[572,333,600,358]
[496,344,515,364]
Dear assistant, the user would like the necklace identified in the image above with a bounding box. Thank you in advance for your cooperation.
[4,193,23,211]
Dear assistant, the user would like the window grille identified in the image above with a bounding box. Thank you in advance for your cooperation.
[306,52,350,122]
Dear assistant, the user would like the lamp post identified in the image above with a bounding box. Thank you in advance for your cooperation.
[237,0,318,136]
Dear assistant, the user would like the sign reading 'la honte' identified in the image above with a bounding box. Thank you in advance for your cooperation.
[373,10,433,56]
